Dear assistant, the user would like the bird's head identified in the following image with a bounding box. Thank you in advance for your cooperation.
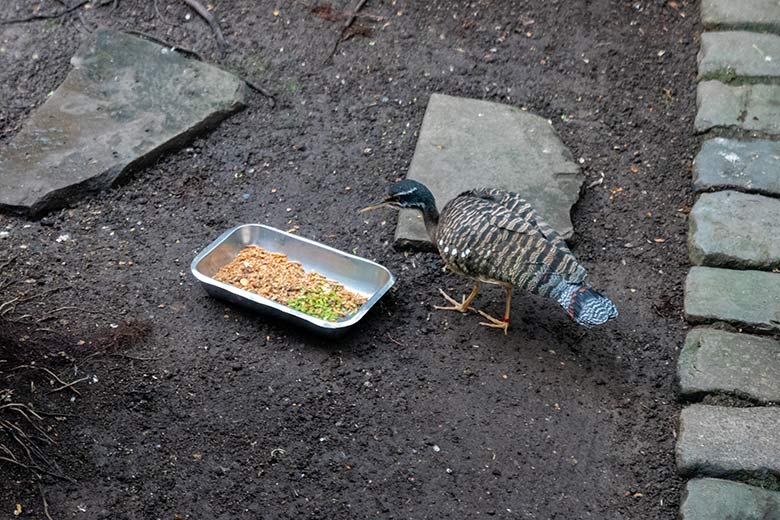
[359,180,436,213]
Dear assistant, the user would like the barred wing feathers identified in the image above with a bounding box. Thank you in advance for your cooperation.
[434,188,587,298]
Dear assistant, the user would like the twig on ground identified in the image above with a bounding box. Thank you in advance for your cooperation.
[243,79,276,107]
[0,257,14,272]
[0,0,89,25]
[153,0,176,26]
[28,410,79,418]
[13,365,83,396]
[323,0,368,63]
[386,332,403,346]
[0,286,72,318]
[0,454,70,481]
[38,481,53,520]
[6,314,33,324]
[110,353,163,361]
[0,297,19,316]
[4,287,71,315]
[1,404,54,445]
[0,412,70,481]
[178,0,227,57]
[47,376,89,395]
[77,10,94,33]
[35,305,109,323]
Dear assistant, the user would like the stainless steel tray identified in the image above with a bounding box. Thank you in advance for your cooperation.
[191,224,395,335]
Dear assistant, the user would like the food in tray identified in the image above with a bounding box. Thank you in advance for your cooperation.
[213,246,368,321]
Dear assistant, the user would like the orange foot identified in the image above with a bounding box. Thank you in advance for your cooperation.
[476,309,510,335]
[434,288,476,314]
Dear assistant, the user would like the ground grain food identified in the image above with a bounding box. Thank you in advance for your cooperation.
[213,246,367,321]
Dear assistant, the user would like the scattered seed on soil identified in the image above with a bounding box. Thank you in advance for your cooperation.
[212,246,367,321]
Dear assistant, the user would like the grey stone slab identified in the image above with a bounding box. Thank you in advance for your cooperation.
[694,81,749,133]
[695,80,780,134]
[679,328,780,403]
[0,30,246,216]
[681,478,780,520]
[689,190,780,269]
[684,267,780,333]
[693,138,780,196]
[702,0,780,32]
[698,31,780,81]
[395,94,582,248]
[745,84,780,134]
[677,404,780,479]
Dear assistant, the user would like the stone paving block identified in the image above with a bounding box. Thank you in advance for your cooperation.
[699,31,780,81]
[693,138,780,196]
[0,30,246,216]
[394,93,583,248]
[689,190,780,269]
[684,267,780,333]
[679,328,780,403]
[681,478,780,520]
[702,0,780,32]
[696,81,780,135]
[694,81,749,132]
[677,404,780,479]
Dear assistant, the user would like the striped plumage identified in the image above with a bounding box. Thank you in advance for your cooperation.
[361,180,618,332]
[435,188,586,296]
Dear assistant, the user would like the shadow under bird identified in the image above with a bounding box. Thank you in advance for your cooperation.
[361,180,618,334]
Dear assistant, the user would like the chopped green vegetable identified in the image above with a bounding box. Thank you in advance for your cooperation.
[287,284,360,322]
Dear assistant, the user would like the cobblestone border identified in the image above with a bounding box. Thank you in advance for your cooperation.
[678,1,780,517]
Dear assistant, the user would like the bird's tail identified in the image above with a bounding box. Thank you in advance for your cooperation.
[555,283,618,328]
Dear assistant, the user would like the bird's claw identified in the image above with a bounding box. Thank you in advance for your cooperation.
[434,289,475,313]
[477,309,509,335]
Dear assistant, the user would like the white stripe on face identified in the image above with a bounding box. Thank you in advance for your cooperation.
[393,187,417,197]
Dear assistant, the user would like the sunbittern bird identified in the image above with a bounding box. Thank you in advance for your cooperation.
[361,180,618,334]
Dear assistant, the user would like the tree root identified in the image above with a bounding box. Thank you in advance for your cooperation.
[323,0,368,64]
[179,0,227,58]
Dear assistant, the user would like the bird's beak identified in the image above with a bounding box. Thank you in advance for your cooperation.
[358,198,392,213]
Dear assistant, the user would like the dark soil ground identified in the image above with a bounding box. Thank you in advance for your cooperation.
[0,0,699,518]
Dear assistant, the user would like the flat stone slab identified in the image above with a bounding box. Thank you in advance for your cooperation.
[684,267,780,333]
[677,404,780,479]
[681,478,780,520]
[679,328,780,403]
[689,190,780,269]
[702,0,780,32]
[694,138,780,196]
[698,31,780,81]
[0,30,246,216]
[395,94,582,248]
[695,80,780,134]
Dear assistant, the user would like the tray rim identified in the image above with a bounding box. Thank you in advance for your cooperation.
[190,223,396,331]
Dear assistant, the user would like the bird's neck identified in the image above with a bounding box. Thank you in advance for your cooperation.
[421,203,439,241]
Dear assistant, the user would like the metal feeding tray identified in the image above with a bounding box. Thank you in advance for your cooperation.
[191,224,395,336]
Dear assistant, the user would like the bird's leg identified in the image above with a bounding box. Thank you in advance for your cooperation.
[477,286,512,335]
[434,281,481,313]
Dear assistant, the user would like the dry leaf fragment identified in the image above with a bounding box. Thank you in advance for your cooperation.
[630,165,639,173]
